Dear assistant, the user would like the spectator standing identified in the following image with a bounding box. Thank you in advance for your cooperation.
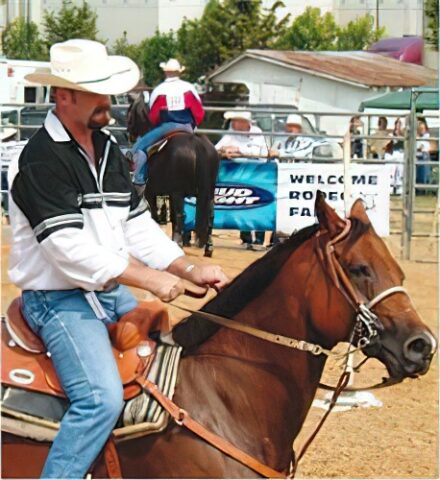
[349,115,364,158]
[416,118,431,186]
[369,116,392,158]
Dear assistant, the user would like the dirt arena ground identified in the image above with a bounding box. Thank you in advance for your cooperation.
[1,222,438,479]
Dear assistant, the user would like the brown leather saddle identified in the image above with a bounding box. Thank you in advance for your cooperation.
[146,129,190,158]
[1,297,171,401]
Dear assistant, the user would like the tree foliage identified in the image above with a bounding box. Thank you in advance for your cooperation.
[277,8,385,51]
[43,0,98,48]
[176,0,289,81]
[276,7,338,50]
[112,31,144,66]
[138,31,178,86]
[2,17,48,60]
[425,0,438,50]
[337,15,385,50]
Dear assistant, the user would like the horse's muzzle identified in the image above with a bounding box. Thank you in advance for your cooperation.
[403,331,437,371]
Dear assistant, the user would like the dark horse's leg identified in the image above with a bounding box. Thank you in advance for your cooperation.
[195,194,214,257]
[169,192,185,247]
[144,191,159,223]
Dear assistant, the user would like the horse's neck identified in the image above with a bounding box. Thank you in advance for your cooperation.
[179,240,330,468]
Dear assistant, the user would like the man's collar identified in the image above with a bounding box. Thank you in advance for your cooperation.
[44,109,116,143]
[44,110,70,142]
[164,77,179,83]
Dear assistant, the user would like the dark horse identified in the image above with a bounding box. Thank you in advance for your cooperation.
[2,195,437,478]
[126,94,220,256]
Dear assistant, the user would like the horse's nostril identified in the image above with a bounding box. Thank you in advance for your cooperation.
[404,333,436,361]
[409,338,429,355]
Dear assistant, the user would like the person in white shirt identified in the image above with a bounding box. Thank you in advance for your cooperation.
[273,113,311,159]
[215,111,268,160]
[8,39,229,479]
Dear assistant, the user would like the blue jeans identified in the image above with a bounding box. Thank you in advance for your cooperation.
[21,286,138,479]
[132,121,192,185]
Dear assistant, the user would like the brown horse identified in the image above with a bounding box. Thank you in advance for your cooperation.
[2,194,436,478]
[126,96,220,256]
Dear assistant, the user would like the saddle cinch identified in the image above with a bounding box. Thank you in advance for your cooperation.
[1,297,170,402]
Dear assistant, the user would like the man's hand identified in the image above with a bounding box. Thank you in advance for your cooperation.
[188,264,230,291]
[153,272,186,302]
[167,257,230,292]
[218,146,241,159]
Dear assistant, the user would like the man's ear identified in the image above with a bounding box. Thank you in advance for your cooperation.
[315,190,346,238]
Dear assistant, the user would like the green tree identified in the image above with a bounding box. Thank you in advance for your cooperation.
[2,17,48,60]
[112,31,144,66]
[276,7,338,50]
[176,0,289,81]
[425,0,438,50]
[43,0,98,48]
[337,15,385,50]
[138,31,178,86]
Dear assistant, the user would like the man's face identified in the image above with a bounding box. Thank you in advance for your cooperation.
[231,118,251,132]
[56,89,112,130]
[285,123,302,134]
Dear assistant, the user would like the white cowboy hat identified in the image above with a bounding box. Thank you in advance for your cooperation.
[25,39,140,95]
[0,127,18,142]
[286,114,302,126]
[159,58,185,73]
[224,111,252,122]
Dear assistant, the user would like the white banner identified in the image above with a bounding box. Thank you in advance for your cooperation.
[276,163,392,237]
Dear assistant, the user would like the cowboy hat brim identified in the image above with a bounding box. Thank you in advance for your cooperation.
[159,62,185,73]
[25,55,140,95]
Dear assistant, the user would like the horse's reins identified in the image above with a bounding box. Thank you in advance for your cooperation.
[138,220,410,479]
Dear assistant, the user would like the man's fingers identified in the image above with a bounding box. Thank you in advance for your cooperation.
[182,280,209,298]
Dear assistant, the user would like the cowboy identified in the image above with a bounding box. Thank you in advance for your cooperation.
[132,58,205,186]
[8,39,229,479]
[215,111,268,160]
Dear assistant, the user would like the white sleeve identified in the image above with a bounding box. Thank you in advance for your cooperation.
[215,134,233,150]
[123,209,184,270]
[40,229,129,290]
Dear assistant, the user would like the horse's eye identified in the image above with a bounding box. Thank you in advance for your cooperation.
[348,264,371,277]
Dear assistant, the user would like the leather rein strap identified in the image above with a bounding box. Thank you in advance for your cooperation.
[135,374,286,479]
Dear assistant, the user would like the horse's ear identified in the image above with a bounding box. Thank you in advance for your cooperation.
[350,198,371,224]
[315,190,346,237]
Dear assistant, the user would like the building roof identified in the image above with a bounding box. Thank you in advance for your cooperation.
[208,50,437,88]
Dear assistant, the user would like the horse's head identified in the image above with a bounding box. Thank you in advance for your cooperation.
[314,192,437,380]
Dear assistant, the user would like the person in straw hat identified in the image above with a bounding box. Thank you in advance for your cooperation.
[8,39,228,478]
[131,58,205,185]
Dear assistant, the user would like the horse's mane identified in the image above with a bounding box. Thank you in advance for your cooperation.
[172,224,320,351]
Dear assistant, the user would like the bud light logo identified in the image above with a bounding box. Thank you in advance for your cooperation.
[213,183,274,210]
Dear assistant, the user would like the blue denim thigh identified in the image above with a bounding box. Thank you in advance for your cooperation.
[21,289,125,479]
[95,285,138,324]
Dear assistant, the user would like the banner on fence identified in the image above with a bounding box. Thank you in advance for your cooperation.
[184,161,391,237]
[184,160,277,231]
[277,163,392,237]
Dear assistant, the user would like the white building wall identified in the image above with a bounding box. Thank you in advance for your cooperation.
[332,0,424,37]
[2,0,206,46]
[211,57,388,134]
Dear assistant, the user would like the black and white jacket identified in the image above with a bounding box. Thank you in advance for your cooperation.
[8,110,183,291]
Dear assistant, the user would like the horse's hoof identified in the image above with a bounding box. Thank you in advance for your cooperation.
[204,249,213,258]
